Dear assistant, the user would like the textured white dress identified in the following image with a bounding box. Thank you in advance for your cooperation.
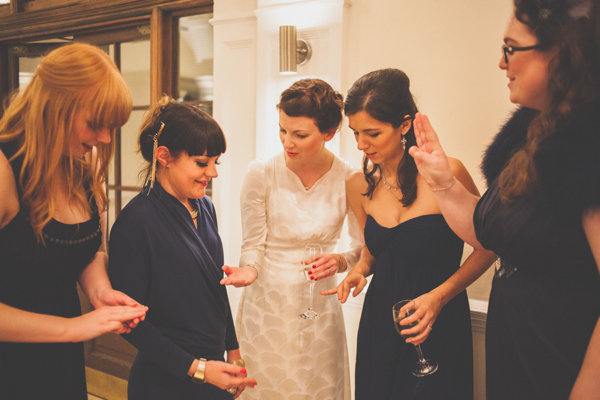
[236,153,362,400]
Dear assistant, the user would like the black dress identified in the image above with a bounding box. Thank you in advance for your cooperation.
[0,141,102,399]
[108,182,238,400]
[355,214,473,400]
[474,102,600,400]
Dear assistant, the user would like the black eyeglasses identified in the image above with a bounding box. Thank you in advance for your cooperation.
[501,43,540,63]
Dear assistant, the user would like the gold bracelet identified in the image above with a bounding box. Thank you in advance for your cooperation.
[334,254,346,272]
[229,358,246,368]
[226,359,246,394]
[430,176,456,191]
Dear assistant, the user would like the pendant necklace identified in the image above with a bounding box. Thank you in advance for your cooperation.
[382,174,399,191]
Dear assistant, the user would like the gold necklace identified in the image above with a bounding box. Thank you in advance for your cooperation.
[190,209,198,219]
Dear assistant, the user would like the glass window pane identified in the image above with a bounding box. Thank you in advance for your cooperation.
[179,13,213,113]
[120,109,147,187]
[120,40,151,106]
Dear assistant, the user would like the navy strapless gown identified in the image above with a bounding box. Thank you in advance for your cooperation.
[355,214,473,400]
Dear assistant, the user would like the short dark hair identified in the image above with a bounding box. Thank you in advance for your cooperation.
[277,78,343,133]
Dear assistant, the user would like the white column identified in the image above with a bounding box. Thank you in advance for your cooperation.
[211,2,258,311]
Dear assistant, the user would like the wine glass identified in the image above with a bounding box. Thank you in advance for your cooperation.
[392,299,438,377]
[300,244,322,320]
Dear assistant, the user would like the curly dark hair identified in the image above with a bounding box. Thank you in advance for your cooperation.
[344,68,419,207]
[500,0,600,202]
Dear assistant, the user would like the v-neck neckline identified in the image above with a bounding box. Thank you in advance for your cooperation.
[281,152,337,192]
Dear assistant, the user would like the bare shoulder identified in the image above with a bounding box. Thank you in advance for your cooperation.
[447,156,480,196]
[346,170,367,191]
[0,149,20,228]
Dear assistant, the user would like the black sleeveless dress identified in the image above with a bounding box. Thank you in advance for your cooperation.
[355,214,473,400]
[474,103,600,400]
[0,141,102,399]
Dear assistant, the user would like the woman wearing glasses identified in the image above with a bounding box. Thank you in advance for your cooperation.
[410,0,600,398]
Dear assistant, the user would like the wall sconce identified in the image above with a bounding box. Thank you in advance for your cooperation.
[279,25,312,75]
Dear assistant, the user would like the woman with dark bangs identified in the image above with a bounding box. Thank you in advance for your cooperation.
[108,96,257,399]
[0,43,147,399]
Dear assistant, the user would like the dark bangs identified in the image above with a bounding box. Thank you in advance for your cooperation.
[166,104,226,158]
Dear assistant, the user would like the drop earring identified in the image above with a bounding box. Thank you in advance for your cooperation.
[401,134,407,148]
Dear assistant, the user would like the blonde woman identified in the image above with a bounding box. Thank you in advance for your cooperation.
[0,43,146,400]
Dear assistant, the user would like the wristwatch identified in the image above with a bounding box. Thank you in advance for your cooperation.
[191,358,207,384]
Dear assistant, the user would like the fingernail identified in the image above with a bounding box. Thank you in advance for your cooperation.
[308,270,312,275]
[312,265,316,269]
[310,277,315,280]
[241,369,247,374]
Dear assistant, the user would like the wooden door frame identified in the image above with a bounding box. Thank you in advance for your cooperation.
[0,0,212,104]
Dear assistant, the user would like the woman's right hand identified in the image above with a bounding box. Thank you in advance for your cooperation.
[320,272,367,303]
[220,265,258,287]
[204,360,257,392]
[408,113,455,189]
[69,305,148,341]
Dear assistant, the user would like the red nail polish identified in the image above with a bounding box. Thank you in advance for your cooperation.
[312,264,316,269]
[241,368,247,374]
[310,277,315,280]
[308,270,312,275]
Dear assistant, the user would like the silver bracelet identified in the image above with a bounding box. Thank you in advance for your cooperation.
[430,176,456,191]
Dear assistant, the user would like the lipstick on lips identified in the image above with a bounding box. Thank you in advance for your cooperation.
[286,151,298,157]
[365,152,376,159]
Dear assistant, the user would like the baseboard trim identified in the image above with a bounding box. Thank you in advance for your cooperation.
[86,366,128,400]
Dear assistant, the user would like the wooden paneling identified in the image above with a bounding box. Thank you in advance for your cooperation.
[0,0,212,42]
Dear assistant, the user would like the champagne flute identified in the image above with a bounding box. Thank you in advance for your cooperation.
[300,244,322,320]
[392,299,438,377]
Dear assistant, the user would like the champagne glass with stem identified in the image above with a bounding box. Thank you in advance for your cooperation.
[300,244,322,320]
[392,299,438,377]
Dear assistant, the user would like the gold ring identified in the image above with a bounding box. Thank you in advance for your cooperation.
[227,387,237,394]
[427,325,433,330]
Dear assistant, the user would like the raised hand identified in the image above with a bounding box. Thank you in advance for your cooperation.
[220,265,258,287]
[408,113,454,189]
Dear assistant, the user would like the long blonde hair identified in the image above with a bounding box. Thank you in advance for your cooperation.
[0,42,132,241]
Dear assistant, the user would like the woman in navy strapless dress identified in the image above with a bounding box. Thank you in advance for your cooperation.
[324,69,494,399]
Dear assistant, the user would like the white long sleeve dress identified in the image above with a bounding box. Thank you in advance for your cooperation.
[236,153,363,400]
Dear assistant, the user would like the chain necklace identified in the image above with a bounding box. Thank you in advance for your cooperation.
[190,209,198,219]
[382,174,399,192]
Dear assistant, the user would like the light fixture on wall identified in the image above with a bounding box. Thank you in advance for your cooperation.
[279,25,312,75]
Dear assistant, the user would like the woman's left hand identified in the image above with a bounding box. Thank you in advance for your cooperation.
[398,291,444,345]
[91,289,146,328]
[305,254,342,281]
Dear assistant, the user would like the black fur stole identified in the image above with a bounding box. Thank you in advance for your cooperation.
[481,99,600,215]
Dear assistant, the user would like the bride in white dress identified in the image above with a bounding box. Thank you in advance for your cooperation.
[221,79,363,399]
